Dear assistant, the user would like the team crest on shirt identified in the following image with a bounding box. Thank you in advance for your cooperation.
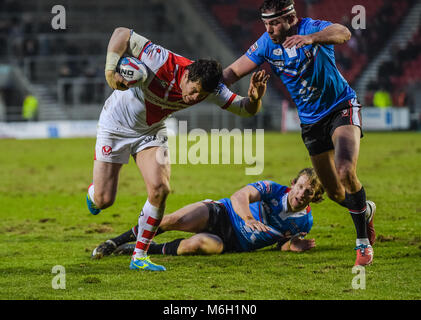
[273,48,282,56]
[102,145,112,156]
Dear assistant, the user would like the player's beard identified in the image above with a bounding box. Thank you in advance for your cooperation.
[271,28,294,44]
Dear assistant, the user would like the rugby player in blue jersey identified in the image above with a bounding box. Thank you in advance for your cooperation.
[222,0,376,266]
[91,168,324,258]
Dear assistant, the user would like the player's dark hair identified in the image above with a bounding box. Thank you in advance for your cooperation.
[186,59,222,92]
[292,167,325,203]
[260,0,295,13]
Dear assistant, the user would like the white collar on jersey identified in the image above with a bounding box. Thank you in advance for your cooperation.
[279,192,308,220]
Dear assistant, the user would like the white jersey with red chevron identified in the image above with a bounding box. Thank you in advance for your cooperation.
[99,39,241,135]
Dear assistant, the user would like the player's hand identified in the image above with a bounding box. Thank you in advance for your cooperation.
[289,233,316,252]
[244,217,271,232]
[105,70,130,91]
[248,70,270,102]
[283,34,313,49]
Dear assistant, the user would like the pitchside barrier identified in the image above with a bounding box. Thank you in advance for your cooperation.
[281,106,410,132]
[0,107,411,139]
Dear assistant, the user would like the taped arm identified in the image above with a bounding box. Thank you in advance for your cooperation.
[127,30,150,58]
[105,28,149,72]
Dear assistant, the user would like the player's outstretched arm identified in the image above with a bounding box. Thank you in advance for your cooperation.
[217,69,269,117]
[283,23,351,49]
[245,70,270,115]
[230,186,270,232]
[223,55,259,87]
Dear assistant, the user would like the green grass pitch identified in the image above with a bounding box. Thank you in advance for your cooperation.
[0,132,420,300]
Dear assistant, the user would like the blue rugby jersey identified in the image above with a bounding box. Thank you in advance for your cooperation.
[245,17,357,124]
[218,181,313,252]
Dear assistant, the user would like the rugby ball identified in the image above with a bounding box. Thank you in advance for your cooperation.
[116,57,148,85]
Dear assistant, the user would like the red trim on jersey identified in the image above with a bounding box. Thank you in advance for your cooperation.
[221,93,237,110]
[306,206,311,213]
[282,72,295,78]
[349,107,353,125]
[138,41,152,60]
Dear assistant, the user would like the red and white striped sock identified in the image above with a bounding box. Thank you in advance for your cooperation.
[133,200,164,259]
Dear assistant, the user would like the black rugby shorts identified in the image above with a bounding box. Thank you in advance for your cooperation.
[301,100,364,156]
[202,201,243,253]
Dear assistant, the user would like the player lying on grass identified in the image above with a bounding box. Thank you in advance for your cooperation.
[92,168,324,258]
[86,27,269,271]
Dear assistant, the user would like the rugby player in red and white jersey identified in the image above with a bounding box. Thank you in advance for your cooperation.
[86,27,270,271]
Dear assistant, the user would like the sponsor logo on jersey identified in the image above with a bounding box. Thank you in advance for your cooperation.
[247,42,259,55]
[273,48,283,56]
[102,145,112,156]
[215,82,226,95]
[284,46,297,58]
[143,42,153,55]
[342,109,349,117]
[143,134,168,144]
[271,60,285,67]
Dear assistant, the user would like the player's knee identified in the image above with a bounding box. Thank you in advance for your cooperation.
[336,162,357,186]
[326,190,343,203]
[149,182,171,204]
[162,214,184,230]
[191,237,223,255]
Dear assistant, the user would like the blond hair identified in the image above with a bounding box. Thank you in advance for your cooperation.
[292,168,325,203]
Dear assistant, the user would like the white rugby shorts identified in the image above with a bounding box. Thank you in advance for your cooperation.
[95,126,168,164]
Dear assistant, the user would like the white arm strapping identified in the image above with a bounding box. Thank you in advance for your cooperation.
[128,30,150,58]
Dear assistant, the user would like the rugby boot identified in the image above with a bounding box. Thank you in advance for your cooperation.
[354,244,374,266]
[130,256,166,271]
[91,240,117,259]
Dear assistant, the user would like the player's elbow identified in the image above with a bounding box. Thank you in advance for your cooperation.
[230,191,243,204]
[343,26,352,42]
[113,27,130,34]
[112,27,131,40]
[337,24,351,43]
